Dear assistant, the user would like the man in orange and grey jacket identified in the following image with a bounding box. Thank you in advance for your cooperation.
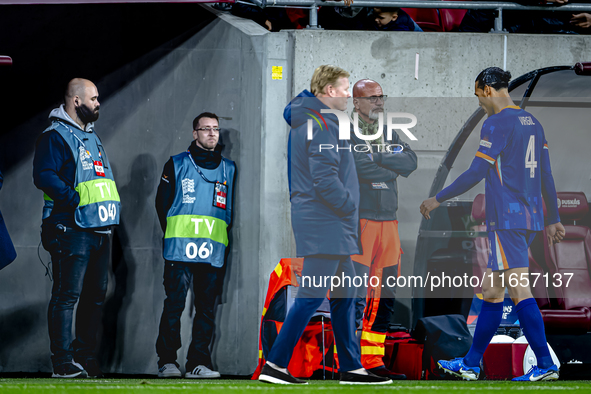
[350,79,417,380]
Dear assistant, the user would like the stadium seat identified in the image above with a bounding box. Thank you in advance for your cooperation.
[528,242,552,310]
[440,0,469,32]
[401,7,442,32]
[540,192,591,332]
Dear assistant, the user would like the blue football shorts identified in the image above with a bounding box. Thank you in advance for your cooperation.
[487,229,538,271]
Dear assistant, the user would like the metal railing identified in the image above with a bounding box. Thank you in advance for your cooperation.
[242,0,591,32]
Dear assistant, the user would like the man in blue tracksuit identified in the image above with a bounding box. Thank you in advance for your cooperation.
[258,65,391,385]
[33,78,120,379]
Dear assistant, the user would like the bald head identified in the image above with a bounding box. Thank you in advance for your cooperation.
[353,79,384,124]
[64,78,100,129]
[65,78,85,101]
[65,78,96,102]
[353,79,382,98]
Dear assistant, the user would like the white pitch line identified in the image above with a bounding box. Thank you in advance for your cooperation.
[0,384,584,391]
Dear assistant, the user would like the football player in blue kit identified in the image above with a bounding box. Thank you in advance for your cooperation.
[420,67,566,382]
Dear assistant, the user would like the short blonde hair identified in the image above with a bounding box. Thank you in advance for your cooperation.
[310,65,350,96]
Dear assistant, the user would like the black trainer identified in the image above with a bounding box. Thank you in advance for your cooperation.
[340,370,393,385]
[369,366,407,380]
[258,363,308,385]
[52,362,88,379]
[79,358,104,378]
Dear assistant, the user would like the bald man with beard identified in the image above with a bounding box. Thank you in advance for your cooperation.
[349,79,417,380]
[34,78,120,379]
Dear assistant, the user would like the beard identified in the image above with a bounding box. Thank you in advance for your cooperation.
[368,108,383,120]
[198,137,218,150]
[76,104,99,124]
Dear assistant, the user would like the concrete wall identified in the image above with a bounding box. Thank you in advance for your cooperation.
[1,4,590,375]
[289,30,591,325]
[0,6,291,376]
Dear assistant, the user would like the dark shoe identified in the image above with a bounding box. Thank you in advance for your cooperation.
[369,366,407,380]
[52,362,88,379]
[340,370,392,385]
[79,358,104,378]
[258,363,308,385]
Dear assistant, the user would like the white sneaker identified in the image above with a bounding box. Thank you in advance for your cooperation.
[158,363,182,378]
[186,365,221,379]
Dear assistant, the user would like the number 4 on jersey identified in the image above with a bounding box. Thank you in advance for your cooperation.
[525,135,537,178]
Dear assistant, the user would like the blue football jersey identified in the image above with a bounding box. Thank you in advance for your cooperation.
[475,106,548,231]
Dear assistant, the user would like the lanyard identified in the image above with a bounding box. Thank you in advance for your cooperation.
[187,150,226,185]
[60,121,108,168]
[61,120,91,149]
[71,131,87,147]
[60,120,87,148]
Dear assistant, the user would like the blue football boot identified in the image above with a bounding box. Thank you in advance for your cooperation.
[437,358,480,381]
[512,365,559,382]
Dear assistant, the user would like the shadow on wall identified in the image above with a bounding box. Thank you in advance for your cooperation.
[100,153,158,371]
[219,127,236,306]
[0,3,216,173]
[0,3,261,374]
[0,304,45,371]
[208,127,238,371]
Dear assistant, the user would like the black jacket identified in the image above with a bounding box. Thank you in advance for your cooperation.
[350,125,417,221]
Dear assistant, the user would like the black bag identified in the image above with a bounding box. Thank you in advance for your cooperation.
[412,314,473,380]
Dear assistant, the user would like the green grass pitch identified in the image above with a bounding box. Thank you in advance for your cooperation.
[2,379,591,394]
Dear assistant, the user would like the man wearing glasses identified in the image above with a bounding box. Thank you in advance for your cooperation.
[350,79,417,379]
[155,112,236,379]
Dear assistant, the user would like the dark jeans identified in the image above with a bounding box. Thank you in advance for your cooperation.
[156,261,223,370]
[42,223,110,367]
[267,255,362,372]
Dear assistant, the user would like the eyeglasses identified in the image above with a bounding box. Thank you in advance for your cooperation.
[365,95,387,103]
[195,127,220,132]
